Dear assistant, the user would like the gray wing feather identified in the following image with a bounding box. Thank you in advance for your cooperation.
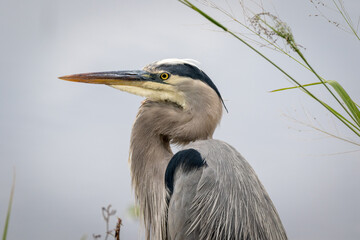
[168,169,203,240]
[167,139,287,240]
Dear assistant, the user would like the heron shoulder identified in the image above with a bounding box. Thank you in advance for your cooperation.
[167,139,288,240]
[165,139,249,199]
[185,139,248,168]
[165,148,207,197]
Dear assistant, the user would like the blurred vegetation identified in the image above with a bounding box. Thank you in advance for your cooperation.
[2,170,15,240]
[90,205,121,240]
[127,205,140,219]
[179,0,360,147]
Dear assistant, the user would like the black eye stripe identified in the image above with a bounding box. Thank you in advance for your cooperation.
[154,63,228,112]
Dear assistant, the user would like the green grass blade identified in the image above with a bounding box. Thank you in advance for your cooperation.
[179,0,227,31]
[300,86,360,133]
[2,170,15,240]
[327,80,360,126]
[272,80,360,127]
[270,82,324,92]
[292,47,357,125]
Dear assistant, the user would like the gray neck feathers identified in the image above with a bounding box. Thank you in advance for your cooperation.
[129,83,223,240]
[130,103,172,240]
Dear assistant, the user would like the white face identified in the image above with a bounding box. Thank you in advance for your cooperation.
[109,59,207,109]
[110,73,188,109]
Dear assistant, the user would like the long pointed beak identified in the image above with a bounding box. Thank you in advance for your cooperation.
[59,70,153,85]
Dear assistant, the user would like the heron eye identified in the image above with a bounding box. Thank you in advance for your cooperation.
[160,72,170,80]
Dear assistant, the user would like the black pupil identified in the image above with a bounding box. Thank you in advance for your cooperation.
[162,73,167,79]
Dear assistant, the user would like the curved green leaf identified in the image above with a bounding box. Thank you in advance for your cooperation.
[327,80,360,126]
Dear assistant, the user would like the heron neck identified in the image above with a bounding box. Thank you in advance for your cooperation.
[129,105,173,240]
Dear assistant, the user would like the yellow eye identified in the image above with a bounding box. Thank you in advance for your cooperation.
[160,72,169,80]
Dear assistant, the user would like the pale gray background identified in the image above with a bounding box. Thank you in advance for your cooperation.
[1,0,359,239]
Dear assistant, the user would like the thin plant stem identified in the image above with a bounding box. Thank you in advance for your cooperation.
[332,0,360,40]
[284,114,360,147]
[223,12,312,71]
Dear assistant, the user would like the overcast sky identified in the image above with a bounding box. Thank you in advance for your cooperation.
[1,0,359,239]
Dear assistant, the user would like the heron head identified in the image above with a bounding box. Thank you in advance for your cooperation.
[59,59,226,111]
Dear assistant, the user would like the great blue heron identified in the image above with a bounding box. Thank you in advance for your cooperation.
[60,59,287,240]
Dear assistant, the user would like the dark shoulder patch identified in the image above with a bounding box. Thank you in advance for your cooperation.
[165,148,207,196]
